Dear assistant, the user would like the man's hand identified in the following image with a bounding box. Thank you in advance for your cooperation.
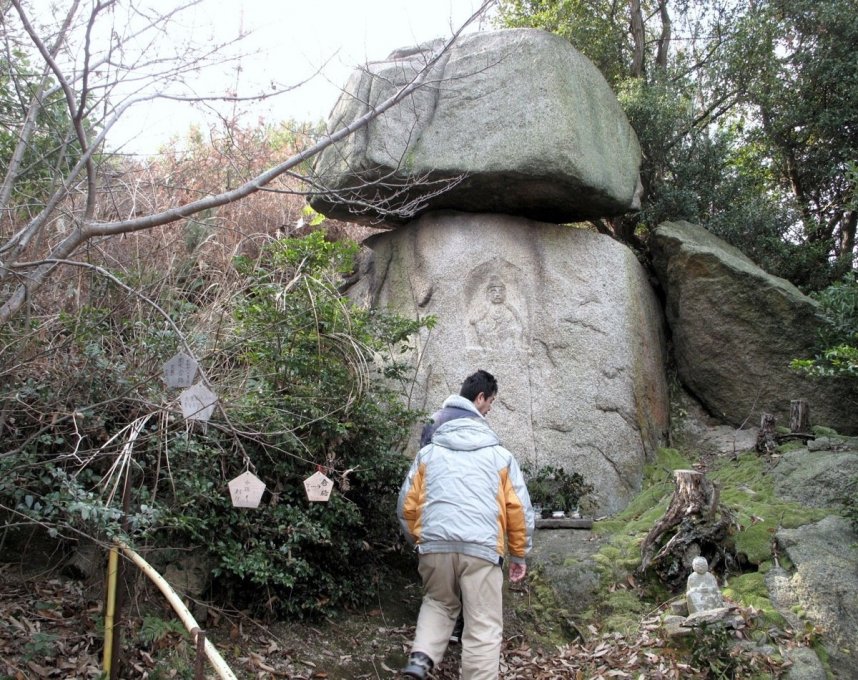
[509,562,527,583]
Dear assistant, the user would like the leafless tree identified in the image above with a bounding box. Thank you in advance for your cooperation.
[0,0,494,325]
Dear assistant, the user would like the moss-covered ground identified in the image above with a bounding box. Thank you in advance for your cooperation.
[518,440,836,677]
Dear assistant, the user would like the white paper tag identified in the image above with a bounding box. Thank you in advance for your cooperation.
[304,471,333,502]
[162,352,199,388]
[228,471,266,508]
[179,383,218,422]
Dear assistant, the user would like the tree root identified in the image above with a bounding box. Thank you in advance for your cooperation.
[637,469,739,590]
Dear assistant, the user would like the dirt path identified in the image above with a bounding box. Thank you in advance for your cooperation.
[0,555,728,679]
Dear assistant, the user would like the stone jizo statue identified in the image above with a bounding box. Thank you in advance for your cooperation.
[685,556,725,614]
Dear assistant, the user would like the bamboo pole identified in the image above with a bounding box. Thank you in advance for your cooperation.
[110,464,133,678]
[102,546,120,675]
[116,542,238,680]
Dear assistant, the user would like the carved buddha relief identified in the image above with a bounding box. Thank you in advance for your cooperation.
[465,261,528,353]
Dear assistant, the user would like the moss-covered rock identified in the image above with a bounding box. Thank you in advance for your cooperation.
[711,452,826,566]
[723,572,785,627]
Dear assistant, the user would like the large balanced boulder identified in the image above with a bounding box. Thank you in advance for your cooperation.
[651,221,858,434]
[310,29,641,226]
[349,211,668,514]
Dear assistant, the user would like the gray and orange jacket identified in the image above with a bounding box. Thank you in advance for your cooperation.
[397,395,534,566]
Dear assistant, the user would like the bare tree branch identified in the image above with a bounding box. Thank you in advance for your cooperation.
[0,0,495,324]
[0,0,81,216]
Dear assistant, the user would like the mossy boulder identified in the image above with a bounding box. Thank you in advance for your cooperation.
[770,446,858,510]
[651,220,858,434]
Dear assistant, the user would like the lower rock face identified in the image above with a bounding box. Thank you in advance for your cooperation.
[350,211,669,514]
[529,529,603,619]
[770,517,858,679]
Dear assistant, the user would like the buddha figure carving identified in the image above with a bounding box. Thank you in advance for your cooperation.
[469,276,525,352]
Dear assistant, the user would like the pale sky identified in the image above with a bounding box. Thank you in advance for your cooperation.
[112,0,493,154]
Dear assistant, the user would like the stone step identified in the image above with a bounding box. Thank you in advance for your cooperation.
[535,518,593,530]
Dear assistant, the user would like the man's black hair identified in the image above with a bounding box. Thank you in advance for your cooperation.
[460,369,498,402]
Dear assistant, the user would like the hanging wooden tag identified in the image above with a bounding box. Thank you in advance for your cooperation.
[162,352,199,388]
[179,383,218,422]
[228,471,266,508]
[304,471,333,502]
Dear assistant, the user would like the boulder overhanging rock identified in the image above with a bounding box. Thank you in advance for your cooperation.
[310,28,641,226]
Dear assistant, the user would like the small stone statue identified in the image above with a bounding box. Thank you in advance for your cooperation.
[685,556,725,614]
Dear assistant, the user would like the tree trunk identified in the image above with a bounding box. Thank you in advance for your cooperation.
[755,413,777,454]
[789,399,810,433]
[656,0,671,70]
[628,0,645,77]
[840,210,856,268]
[638,470,736,590]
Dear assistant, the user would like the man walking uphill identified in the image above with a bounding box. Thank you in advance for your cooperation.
[397,370,535,680]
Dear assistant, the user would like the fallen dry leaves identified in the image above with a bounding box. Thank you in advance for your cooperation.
[0,568,102,679]
[432,622,703,680]
[1,563,792,679]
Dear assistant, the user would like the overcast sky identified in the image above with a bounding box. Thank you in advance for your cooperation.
[113,0,493,154]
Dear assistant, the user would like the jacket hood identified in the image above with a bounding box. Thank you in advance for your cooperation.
[431,416,499,451]
[440,394,484,416]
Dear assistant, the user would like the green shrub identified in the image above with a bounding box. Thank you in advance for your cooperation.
[151,234,428,618]
[523,464,594,514]
[792,275,858,377]
[0,233,428,620]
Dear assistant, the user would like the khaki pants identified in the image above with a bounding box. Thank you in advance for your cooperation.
[412,552,503,680]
